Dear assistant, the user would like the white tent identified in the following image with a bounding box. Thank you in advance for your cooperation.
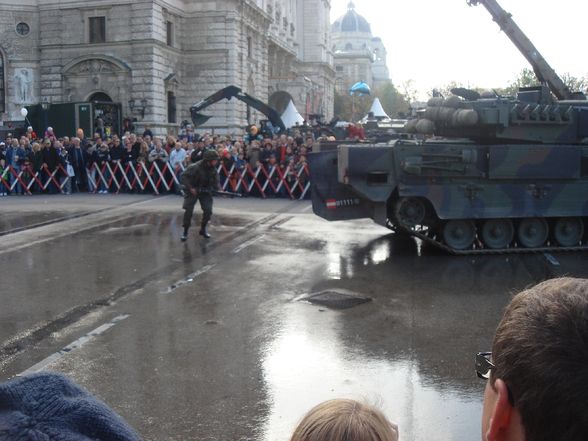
[368,97,390,119]
[281,100,305,129]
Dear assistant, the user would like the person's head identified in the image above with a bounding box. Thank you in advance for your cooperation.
[76,128,85,139]
[203,149,219,166]
[174,142,182,151]
[290,399,398,441]
[72,137,80,147]
[480,277,588,441]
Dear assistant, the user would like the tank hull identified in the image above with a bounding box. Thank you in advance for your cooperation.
[309,140,588,253]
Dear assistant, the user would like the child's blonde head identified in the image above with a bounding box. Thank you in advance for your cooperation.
[290,399,398,441]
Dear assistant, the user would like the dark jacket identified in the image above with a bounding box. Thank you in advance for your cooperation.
[180,160,219,192]
[42,146,60,170]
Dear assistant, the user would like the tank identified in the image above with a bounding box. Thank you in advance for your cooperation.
[309,89,588,254]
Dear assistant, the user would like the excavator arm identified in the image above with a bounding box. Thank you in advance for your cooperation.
[190,85,286,132]
[467,0,582,100]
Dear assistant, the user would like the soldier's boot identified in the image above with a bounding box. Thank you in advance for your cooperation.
[181,227,189,242]
[199,222,211,239]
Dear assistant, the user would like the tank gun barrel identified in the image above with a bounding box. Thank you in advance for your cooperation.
[467,0,582,100]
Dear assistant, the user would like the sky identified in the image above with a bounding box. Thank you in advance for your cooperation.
[330,0,588,99]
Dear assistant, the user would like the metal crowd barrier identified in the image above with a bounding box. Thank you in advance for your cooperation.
[0,161,311,200]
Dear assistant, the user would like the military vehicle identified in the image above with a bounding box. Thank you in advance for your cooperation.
[309,0,588,254]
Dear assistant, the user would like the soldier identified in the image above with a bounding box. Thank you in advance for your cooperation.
[180,149,220,241]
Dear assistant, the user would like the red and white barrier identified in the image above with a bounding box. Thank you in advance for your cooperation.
[0,161,312,200]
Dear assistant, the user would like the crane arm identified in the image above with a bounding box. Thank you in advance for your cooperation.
[467,0,574,100]
[190,85,285,131]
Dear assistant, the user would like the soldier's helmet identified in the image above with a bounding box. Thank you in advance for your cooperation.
[203,149,220,161]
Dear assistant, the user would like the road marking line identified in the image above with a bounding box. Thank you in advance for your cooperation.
[165,265,216,293]
[232,235,265,254]
[19,314,130,376]
[544,253,560,266]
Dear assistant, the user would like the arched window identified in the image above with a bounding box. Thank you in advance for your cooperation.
[0,52,5,113]
[345,43,353,51]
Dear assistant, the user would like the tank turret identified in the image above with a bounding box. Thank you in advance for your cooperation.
[406,89,588,144]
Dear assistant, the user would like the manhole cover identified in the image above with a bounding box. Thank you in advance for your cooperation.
[300,289,372,310]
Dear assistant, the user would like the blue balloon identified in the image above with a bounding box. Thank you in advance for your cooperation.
[349,81,371,95]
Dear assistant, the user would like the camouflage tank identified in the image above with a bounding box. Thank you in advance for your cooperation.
[309,0,588,255]
[309,88,588,254]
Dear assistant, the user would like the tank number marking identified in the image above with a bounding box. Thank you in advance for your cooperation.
[326,198,361,209]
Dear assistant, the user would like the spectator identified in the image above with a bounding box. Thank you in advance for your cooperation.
[148,138,169,171]
[169,142,187,171]
[169,142,187,194]
[30,142,44,193]
[25,126,38,141]
[68,137,87,192]
[164,135,176,154]
[44,126,57,142]
[42,139,61,193]
[126,133,140,153]
[142,125,153,138]
[58,143,73,195]
[290,399,398,441]
[478,277,588,441]
[190,140,204,164]
[137,140,150,164]
[0,372,141,440]
[86,142,97,193]
[93,142,111,194]
[248,140,261,168]
[0,158,8,196]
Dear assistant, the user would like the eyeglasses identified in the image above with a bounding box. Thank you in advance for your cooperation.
[476,352,494,380]
[476,351,515,404]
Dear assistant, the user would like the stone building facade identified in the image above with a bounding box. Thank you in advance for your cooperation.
[0,0,334,136]
[331,2,390,94]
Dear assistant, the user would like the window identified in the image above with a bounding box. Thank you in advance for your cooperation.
[89,16,106,44]
[335,66,344,72]
[345,43,353,50]
[0,53,4,113]
[167,91,176,123]
[16,22,30,36]
[166,21,173,46]
[247,36,252,57]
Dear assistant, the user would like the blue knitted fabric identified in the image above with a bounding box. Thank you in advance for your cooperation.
[0,372,141,440]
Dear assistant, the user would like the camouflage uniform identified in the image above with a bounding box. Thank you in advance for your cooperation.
[180,151,220,239]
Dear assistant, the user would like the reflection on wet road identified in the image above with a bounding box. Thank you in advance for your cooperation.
[1,196,587,441]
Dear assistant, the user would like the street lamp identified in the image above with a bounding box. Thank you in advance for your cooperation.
[128,98,148,118]
[40,101,51,133]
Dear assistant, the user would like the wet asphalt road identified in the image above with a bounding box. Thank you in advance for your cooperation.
[1,195,588,441]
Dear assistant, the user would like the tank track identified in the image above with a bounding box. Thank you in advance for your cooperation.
[389,223,588,256]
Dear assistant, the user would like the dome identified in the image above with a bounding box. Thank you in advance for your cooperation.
[332,2,371,34]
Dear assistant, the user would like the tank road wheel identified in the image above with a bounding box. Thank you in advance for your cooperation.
[517,218,549,248]
[553,218,584,247]
[441,220,476,250]
[481,219,514,249]
[394,197,426,227]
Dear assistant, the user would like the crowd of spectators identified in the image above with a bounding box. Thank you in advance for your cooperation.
[0,124,318,197]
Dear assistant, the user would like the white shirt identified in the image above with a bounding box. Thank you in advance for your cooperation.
[169,148,187,169]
